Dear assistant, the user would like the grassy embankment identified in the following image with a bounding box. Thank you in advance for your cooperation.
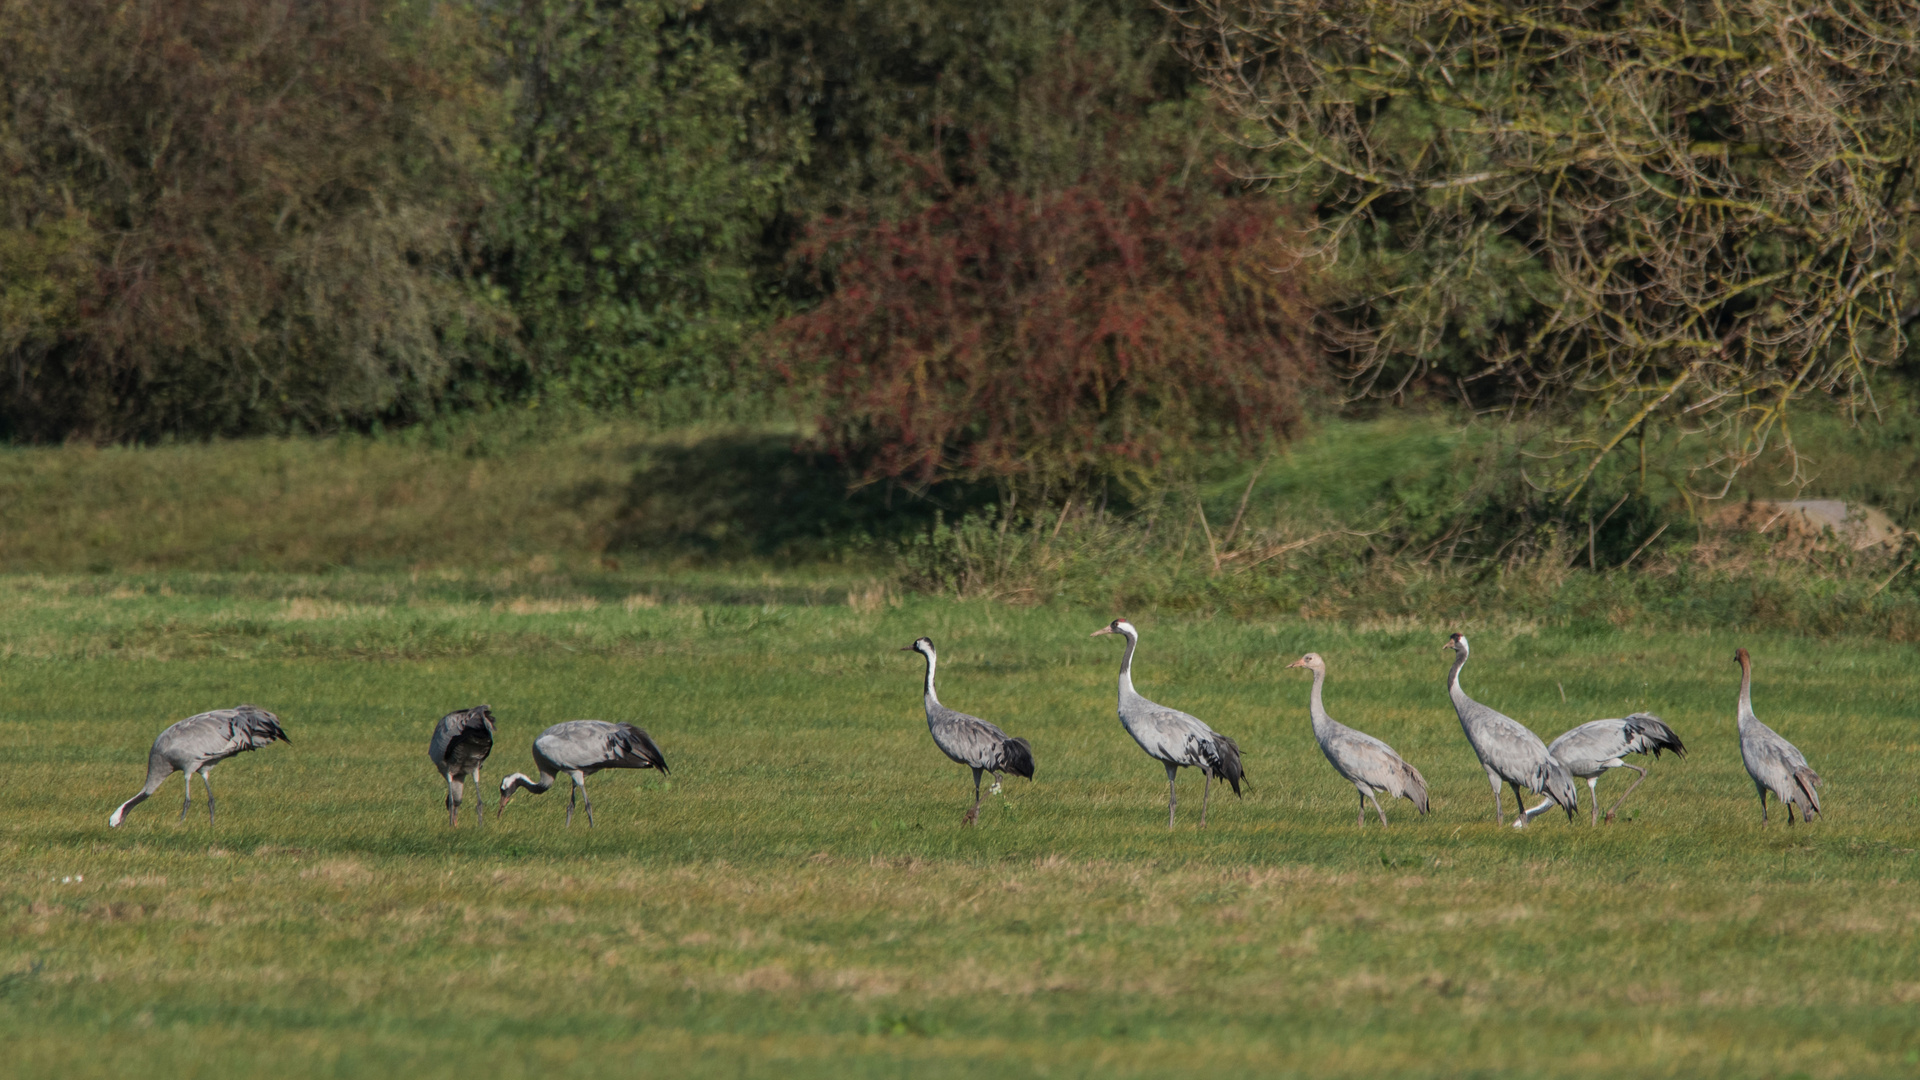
[2,575,1918,1078]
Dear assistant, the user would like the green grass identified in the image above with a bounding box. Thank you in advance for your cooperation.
[3,574,1918,1077]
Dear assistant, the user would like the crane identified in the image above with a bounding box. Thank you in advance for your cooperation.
[1733,648,1821,824]
[429,705,496,827]
[1517,713,1686,826]
[902,637,1035,824]
[108,705,290,827]
[1286,652,1429,825]
[1444,633,1576,826]
[497,720,669,826]
[1092,618,1244,828]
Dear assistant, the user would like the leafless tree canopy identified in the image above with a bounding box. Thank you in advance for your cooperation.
[1171,0,1920,496]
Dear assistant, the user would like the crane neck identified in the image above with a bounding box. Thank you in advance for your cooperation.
[920,648,941,707]
[1116,630,1139,700]
[1736,660,1754,726]
[1307,666,1331,732]
[1446,648,1470,708]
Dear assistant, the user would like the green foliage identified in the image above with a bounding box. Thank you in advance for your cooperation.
[0,0,517,441]
[1181,0,1920,491]
[486,0,802,405]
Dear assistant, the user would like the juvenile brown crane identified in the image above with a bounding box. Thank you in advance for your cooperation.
[1286,653,1429,826]
[1734,648,1822,825]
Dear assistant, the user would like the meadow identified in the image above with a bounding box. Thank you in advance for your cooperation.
[2,572,1917,1078]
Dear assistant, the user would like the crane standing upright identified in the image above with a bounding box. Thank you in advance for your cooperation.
[429,705,496,827]
[108,705,291,827]
[1092,618,1244,829]
[1286,652,1429,826]
[902,637,1035,824]
[1444,633,1576,826]
[1733,648,1822,824]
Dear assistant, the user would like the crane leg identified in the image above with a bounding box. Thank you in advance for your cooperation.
[1165,762,1179,830]
[1588,777,1600,825]
[966,767,982,826]
[447,774,462,827]
[473,768,484,827]
[1786,799,1796,826]
[1758,786,1770,824]
[1367,790,1389,827]
[1508,781,1529,828]
[582,777,594,829]
[1485,767,1504,826]
[1357,789,1367,827]
[1200,771,1212,829]
[201,769,215,825]
[1603,764,1648,822]
[179,775,193,822]
[566,781,577,827]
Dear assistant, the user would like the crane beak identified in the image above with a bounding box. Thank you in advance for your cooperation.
[899,646,914,652]
[496,795,511,815]
[1285,658,1307,669]
[1090,626,1114,637]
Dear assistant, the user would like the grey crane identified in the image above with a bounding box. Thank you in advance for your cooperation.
[108,705,290,827]
[1092,618,1244,829]
[496,720,669,826]
[1734,647,1822,824]
[902,637,1036,824]
[429,704,496,827]
[1517,713,1687,827]
[1444,633,1577,826]
[1285,652,1429,826]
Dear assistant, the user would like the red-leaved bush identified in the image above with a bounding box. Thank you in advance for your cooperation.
[779,154,1315,491]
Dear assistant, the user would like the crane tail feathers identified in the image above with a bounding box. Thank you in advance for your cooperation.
[1001,737,1035,780]
[1401,761,1431,814]
[613,724,670,773]
[1626,712,1685,758]
[1792,766,1822,818]
[1211,734,1244,796]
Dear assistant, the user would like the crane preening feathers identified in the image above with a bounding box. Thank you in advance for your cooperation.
[1093,618,1244,829]
[429,705,496,827]
[108,705,290,827]
[902,637,1036,824]
[1286,653,1429,826]
[497,721,670,827]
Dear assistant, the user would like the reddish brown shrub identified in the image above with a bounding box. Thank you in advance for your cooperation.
[778,152,1315,491]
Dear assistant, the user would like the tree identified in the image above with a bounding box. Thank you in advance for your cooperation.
[0,0,511,441]
[485,0,801,405]
[1171,0,1920,497]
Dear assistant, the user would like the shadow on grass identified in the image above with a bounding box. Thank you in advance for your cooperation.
[599,432,996,560]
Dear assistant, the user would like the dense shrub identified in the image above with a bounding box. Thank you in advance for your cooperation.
[781,134,1315,492]
[0,0,513,441]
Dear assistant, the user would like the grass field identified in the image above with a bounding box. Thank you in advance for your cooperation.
[3,573,1918,1078]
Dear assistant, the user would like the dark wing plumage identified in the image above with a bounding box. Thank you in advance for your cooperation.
[1620,713,1686,758]
[1201,732,1244,795]
[228,704,291,748]
[433,705,495,771]
[999,736,1036,779]
[606,723,669,773]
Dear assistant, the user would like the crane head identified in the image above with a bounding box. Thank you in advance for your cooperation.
[1286,652,1325,673]
[1733,646,1750,668]
[1444,632,1468,654]
[1091,618,1135,639]
[901,637,934,655]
